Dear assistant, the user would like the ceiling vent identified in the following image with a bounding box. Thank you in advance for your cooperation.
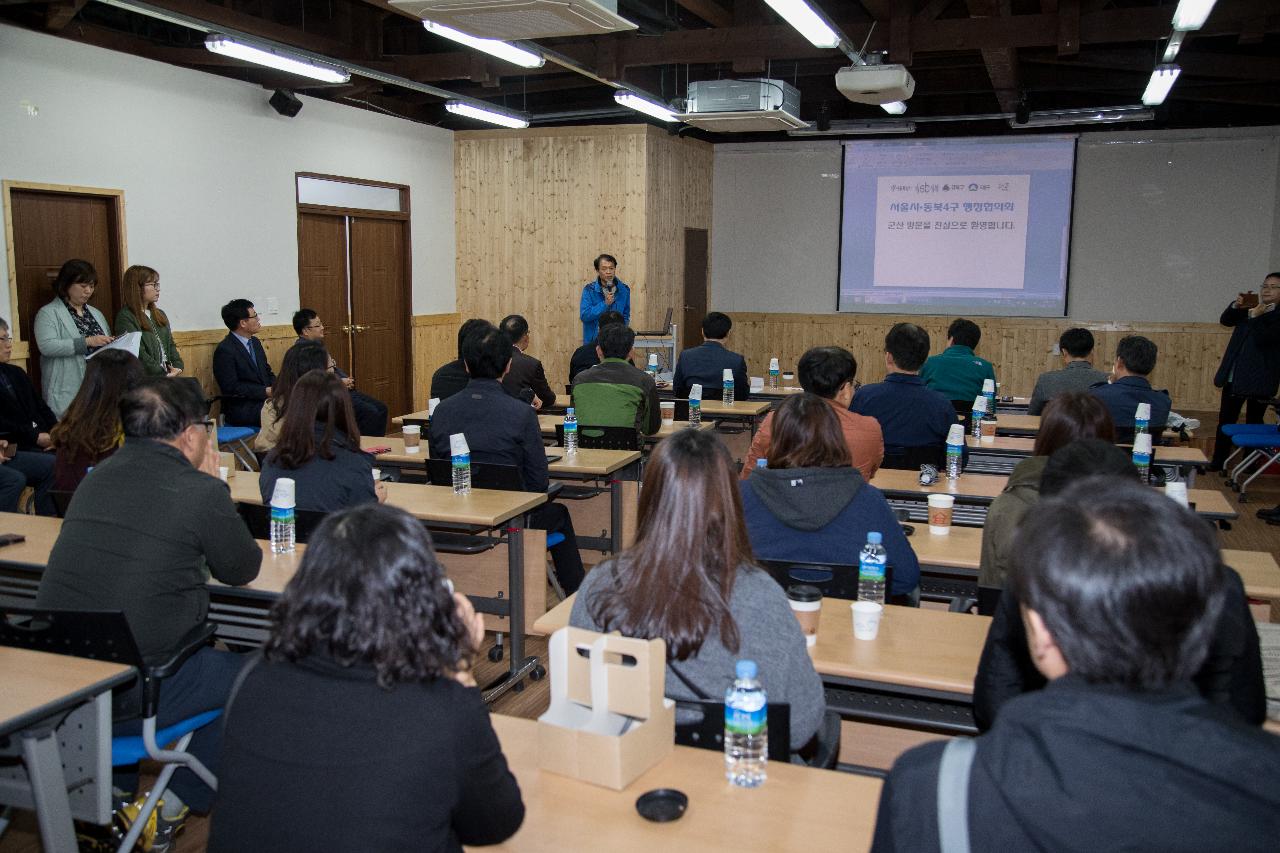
[676,109,809,133]
[389,0,637,40]
[676,79,808,133]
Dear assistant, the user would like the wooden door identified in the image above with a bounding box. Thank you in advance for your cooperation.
[349,217,411,420]
[297,212,352,371]
[682,228,709,351]
[10,189,122,386]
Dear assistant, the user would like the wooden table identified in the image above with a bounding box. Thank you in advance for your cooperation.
[751,385,804,399]
[537,414,714,444]
[994,414,1185,443]
[0,647,135,852]
[484,715,881,852]
[965,436,1208,484]
[690,398,772,437]
[994,396,1029,414]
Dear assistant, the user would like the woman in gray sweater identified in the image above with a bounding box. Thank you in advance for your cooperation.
[570,428,825,750]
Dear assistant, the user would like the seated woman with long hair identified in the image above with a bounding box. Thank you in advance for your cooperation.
[979,391,1115,588]
[254,341,330,451]
[49,349,145,492]
[739,393,920,600]
[259,371,385,513]
[208,503,524,852]
[569,428,825,751]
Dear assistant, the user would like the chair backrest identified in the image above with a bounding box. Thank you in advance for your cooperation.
[976,585,1002,617]
[49,489,76,519]
[674,699,791,762]
[672,399,690,421]
[881,444,945,471]
[952,399,974,434]
[425,458,526,491]
[235,502,330,544]
[554,423,641,451]
[759,558,908,605]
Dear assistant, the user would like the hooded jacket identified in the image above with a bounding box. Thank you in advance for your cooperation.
[978,455,1048,587]
[873,674,1280,852]
[739,466,920,597]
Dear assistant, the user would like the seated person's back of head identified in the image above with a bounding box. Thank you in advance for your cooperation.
[568,428,825,750]
[255,341,330,450]
[430,318,494,402]
[571,323,660,434]
[49,349,145,491]
[208,503,524,852]
[1090,334,1171,431]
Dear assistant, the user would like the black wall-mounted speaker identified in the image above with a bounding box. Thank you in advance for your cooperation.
[269,89,303,118]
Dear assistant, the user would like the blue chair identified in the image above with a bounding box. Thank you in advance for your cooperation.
[1226,427,1280,502]
[0,606,223,852]
[217,425,259,471]
[1220,423,1277,480]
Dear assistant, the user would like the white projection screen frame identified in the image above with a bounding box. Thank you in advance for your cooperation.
[838,136,1077,317]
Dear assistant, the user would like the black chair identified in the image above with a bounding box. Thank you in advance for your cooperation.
[553,424,641,451]
[49,489,75,519]
[950,585,1003,616]
[0,606,220,852]
[674,700,841,769]
[881,445,945,471]
[952,399,974,433]
[759,558,915,607]
[235,502,329,544]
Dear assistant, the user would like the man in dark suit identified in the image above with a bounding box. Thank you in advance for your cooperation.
[1088,335,1171,434]
[672,311,750,400]
[428,327,584,593]
[499,314,556,409]
[212,299,276,428]
[1212,273,1280,470]
[568,309,624,383]
[430,319,493,403]
[292,309,389,436]
[0,317,56,514]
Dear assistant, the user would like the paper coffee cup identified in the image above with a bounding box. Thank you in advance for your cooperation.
[270,477,295,509]
[1165,481,1190,507]
[660,401,675,425]
[782,372,794,381]
[427,397,441,417]
[218,466,229,482]
[372,468,381,482]
[927,494,955,534]
[722,368,733,381]
[980,417,997,442]
[947,423,965,444]
[1135,402,1152,421]
[648,353,659,367]
[1133,432,1153,454]
[750,376,764,392]
[982,379,995,394]
[786,585,822,648]
[402,424,421,453]
[852,601,883,641]
[689,383,702,401]
[769,357,780,371]
[449,433,469,457]
[971,395,987,415]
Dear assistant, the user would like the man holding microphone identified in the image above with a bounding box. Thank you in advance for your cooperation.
[579,254,631,344]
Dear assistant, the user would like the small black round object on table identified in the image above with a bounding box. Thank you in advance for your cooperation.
[635,788,688,823]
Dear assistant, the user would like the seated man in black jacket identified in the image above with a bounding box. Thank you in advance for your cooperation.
[499,313,556,409]
[428,327,585,593]
[430,318,493,403]
[873,469,1280,852]
[0,317,56,514]
[568,309,624,384]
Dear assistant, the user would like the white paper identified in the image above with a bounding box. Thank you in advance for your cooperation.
[86,331,141,360]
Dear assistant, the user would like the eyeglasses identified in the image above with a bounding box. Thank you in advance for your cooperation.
[192,419,216,435]
[307,323,324,331]
[0,336,11,344]
[143,281,160,289]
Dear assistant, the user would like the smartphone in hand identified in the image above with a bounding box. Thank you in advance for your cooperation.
[1239,291,1260,309]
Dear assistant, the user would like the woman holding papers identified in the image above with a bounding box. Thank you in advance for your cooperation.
[33,258,113,416]
[114,264,184,377]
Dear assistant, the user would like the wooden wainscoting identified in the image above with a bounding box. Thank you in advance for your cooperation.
[412,312,460,410]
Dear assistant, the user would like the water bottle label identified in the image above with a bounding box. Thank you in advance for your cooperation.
[1136,420,1149,432]
[452,454,469,468]
[725,705,766,735]
[1133,452,1151,466]
[947,446,963,456]
[564,423,577,432]
[270,506,293,522]
[859,561,886,581]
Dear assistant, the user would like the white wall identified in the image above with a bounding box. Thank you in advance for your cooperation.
[0,23,456,333]
[712,126,1280,321]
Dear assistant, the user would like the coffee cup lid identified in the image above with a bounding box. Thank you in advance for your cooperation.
[449,433,470,456]
[786,584,822,602]
[403,423,421,433]
[927,493,955,507]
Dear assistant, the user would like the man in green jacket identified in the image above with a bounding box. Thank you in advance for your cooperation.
[570,323,660,437]
[920,317,997,404]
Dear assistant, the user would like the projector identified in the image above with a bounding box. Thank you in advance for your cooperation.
[835,64,916,105]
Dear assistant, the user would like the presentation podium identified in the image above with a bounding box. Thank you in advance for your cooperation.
[633,323,677,382]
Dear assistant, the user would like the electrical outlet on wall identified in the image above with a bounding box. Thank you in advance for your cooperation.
[265,297,279,314]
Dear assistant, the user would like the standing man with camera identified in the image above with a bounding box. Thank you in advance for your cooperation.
[1212,273,1280,472]
[579,254,631,345]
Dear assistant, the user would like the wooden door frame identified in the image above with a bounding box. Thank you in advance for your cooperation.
[3,180,128,343]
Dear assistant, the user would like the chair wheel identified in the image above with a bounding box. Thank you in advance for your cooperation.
[530,665,547,681]
[487,645,504,662]
[513,680,525,693]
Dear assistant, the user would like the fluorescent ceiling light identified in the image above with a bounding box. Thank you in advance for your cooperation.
[881,100,908,115]
[1172,0,1216,30]
[789,120,915,136]
[204,34,350,83]
[1009,107,1154,128]
[1162,30,1187,62]
[613,90,677,123]
[761,0,840,49]
[1142,64,1181,105]
[445,100,530,128]
[423,21,544,69]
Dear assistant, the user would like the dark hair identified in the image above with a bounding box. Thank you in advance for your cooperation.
[265,503,475,688]
[587,429,750,661]
[593,254,617,270]
[456,319,494,360]
[1033,391,1115,456]
[768,393,852,470]
[52,259,97,299]
[597,309,625,331]
[269,341,331,428]
[947,318,981,349]
[597,324,636,360]
[1040,439,1139,497]
[221,299,255,331]
[885,322,931,372]
[797,346,856,399]
[500,314,529,343]
[292,308,319,336]
[461,328,512,380]
[1116,335,1157,376]
[267,371,361,469]
[50,350,145,460]
[1059,327,1094,359]
[1266,273,1280,282]
[701,312,732,340]
[121,265,168,330]
[1008,477,1227,689]
[120,376,208,440]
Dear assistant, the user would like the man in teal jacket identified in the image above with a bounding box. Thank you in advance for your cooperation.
[920,318,997,404]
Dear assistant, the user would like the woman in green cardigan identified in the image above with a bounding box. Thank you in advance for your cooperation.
[114,264,184,377]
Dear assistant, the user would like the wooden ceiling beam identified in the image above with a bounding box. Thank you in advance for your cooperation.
[890,0,912,65]
[1056,0,1078,56]
[965,0,1019,113]
[44,0,87,31]
[673,0,731,28]
[139,0,357,58]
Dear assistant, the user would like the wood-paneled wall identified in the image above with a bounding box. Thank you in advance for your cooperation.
[412,312,460,410]
[454,124,713,392]
[728,313,1231,411]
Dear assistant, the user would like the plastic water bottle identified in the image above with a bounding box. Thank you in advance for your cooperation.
[1134,402,1151,435]
[768,357,780,389]
[722,368,734,405]
[946,425,964,480]
[688,398,701,427]
[647,353,659,382]
[970,395,987,440]
[1132,433,1152,484]
[564,407,579,455]
[449,433,472,496]
[858,532,887,605]
[724,659,767,788]
[269,477,296,554]
[982,378,996,415]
